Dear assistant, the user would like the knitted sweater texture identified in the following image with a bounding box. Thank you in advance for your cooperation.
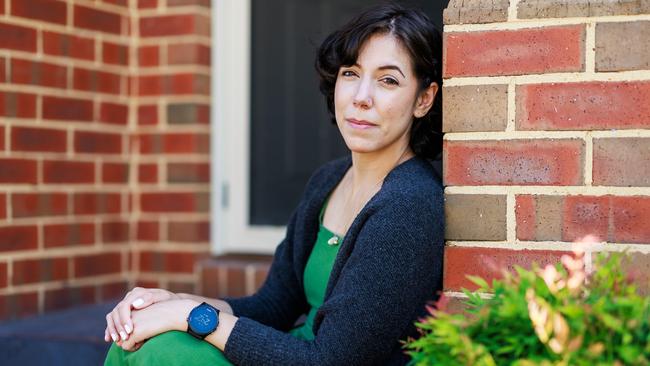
[222,155,444,365]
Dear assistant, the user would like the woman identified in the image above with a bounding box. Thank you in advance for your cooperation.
[104,3,444,365]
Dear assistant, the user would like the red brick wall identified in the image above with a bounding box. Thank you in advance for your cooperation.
[442,0,650,301]
[0,0,211,321]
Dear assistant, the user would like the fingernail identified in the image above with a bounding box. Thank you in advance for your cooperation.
[111,333,118,342]
[120,331,127,341]
[132,298,144,307]
[104,333,109,342]
[124,324,132,334]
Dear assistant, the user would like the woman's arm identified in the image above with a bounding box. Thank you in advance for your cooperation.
[220,192,445,366]
[176,293,234,314]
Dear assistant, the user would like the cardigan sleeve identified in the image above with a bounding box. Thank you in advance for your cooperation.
[223,192,445,366]
[221,207,309,331]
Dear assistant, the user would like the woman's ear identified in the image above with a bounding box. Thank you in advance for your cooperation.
[413,82,438,118]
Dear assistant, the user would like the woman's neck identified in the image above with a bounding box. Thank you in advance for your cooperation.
[349,143,415,193]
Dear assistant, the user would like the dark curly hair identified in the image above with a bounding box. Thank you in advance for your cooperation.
[315,3,443,160]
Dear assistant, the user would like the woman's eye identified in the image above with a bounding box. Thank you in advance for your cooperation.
[381,77,399,86]
[341,70,356,77]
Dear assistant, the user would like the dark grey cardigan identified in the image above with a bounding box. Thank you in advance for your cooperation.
[223,155,444,365]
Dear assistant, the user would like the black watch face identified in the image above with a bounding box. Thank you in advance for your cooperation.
[189,304,218,335]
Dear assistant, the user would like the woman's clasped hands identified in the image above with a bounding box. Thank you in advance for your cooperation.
[104,287,198,352]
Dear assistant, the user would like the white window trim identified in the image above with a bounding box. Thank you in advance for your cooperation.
[211,0,285,255]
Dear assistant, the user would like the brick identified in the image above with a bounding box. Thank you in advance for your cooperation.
[198,256,272,298]
[0,126,4,151]
[563,195,610,242]
[44,223,95,248]
[43,160,95,184]
[442,85,507,132]
[73,68,122,95]
[0,194,6,219]
[138,45,159,67]
[443,139,584,186]
[168,43,210,65]
[596,21,650,72]
[99,281,128,302]
[168,220,210,242]
[444,25,584,78]
[138,0,157,8]
[0,0,4,14]
[43,96,94,122]
[445,194,506,240]
[11,126,67,153]
[516,195,563,241]
[141,192,209,213]
[518,0,650,18]
[140,14,210,37]
[74,131,122,154]
[0,58,5,83]
[44,285,95,312]
[167,103,209,124]
[99,102,128,125]
[73,192,122,215]
[593,138,650,187]
[0,292,39,320]
[102,162,129,183]
[102,221,129,243]
[443,0,508,25]
[138,73,210,96]
[444,247,567,291]
[0,92,37,118]
[0,262,6,288]
[138,105,158,125]
[139,251,205,273]
[0,22,37,52]
[611,196,650,244]
[137,220,159,241]
[74,5,123,35]
[12,192,68,218]
[43,31,94,61]
[517,81,650,130]
[0,225,38,252]
[138,133,210,154]
[621,252,650,295]
[11,0,66,25]
[0,158,37,184]
[138,163,158,183]
[73,252,122,278]
[10,58,67,89]
[167,0,210,6]
[103,41,128,66]
[167,162,210,183]
[13,257,69,285]
[168,281,195,294]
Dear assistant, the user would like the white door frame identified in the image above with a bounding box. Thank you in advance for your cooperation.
[211,0,285,255]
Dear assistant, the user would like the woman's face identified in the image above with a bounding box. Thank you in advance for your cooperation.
[334,33,428,156]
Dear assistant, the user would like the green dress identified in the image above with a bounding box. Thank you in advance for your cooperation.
[104,196,341,365]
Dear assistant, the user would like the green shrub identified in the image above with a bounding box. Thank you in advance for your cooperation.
[404,248,650,366]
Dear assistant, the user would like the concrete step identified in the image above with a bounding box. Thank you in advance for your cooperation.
[0,302,116,366]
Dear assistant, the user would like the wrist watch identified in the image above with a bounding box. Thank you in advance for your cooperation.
[186,302,220,340]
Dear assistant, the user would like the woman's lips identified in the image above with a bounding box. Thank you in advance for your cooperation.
[346,118,376,130]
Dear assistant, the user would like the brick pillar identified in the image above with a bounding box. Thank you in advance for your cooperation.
[0,0,132,320]
[131,0,212,294]
[442,0,650,302]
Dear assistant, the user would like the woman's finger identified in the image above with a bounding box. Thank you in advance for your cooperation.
[117,299,134,335]
[111,307,129,341]
[105,313,119,343]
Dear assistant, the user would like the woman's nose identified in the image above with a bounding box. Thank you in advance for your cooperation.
[352,80,373,109]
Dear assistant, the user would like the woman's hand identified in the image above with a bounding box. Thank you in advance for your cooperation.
[104,287,179,343]
[118,299,199,352]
